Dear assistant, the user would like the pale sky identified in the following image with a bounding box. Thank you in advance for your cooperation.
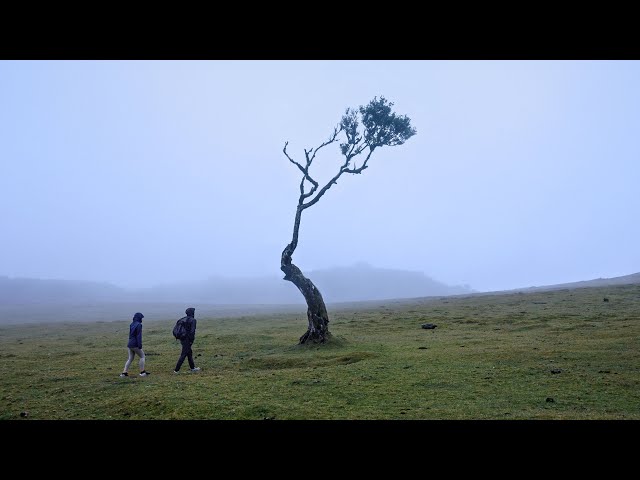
[1,60,638,292]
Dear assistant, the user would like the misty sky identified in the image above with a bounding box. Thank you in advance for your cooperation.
[1,60,638,292]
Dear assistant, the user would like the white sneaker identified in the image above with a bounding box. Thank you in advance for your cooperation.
[190,367,201,372]
[139,371,150,377]
[173,370,179,374]
[119,372,128,377]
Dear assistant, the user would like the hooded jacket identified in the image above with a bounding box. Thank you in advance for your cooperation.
[182,307,197,344]
[127,312,144,349]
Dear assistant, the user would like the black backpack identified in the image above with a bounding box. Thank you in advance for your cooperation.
[172,317,187,340]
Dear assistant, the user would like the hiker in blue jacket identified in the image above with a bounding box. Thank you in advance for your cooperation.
[120,312,150,377]
[173,307,201,373]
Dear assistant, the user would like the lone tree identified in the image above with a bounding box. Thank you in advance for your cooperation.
[281,96,417,344]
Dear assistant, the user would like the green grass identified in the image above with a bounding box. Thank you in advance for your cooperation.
[1,284,639,419]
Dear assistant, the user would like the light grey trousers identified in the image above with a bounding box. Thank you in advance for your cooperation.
[123,347,145,373]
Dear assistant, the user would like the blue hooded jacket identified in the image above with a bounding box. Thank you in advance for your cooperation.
[127,312,144,349]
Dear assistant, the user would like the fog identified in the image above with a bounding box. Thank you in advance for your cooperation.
[1,60,639,294]
[0,262,471,306]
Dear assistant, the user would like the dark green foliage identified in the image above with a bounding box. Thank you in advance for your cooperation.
[344,96,416,150]
[339,108,360,154]
[339,96,416,157]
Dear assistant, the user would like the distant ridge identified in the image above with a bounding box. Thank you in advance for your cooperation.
[136,263,472,304]
[0,276,128,304]
[0,264,471,305]
[2,269,637,306]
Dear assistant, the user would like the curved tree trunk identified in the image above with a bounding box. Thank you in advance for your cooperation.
[281,242,331,344]
[279,98,415,343]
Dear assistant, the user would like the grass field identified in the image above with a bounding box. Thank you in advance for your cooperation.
[1,284,639,420]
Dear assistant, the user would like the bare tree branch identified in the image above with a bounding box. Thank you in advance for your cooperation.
[302,156,351,210]
[301,177,319,199]
[309,126,340,164]
[286,130,338,202]
[302,144,377,207]
[343,165,368,174]
[283,141,306,176]
[344,147,375,173]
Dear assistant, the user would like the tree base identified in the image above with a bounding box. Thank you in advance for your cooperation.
[298,329,332,345]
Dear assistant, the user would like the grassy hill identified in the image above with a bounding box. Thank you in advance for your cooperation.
[500,272,640,293]
[1,283,639,419]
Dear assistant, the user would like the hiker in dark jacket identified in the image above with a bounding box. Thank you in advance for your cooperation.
[173,307,201,373]
[120,312,150,377]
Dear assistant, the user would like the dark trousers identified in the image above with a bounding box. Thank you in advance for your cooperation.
[175,340,195,371]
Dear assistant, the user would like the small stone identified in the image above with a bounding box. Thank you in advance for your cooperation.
[546,397,554,403]
[421,323,437,329]
[20,411,28,418]
[550,368,562,374]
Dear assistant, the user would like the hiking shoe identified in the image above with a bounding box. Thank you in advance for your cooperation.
[139,371,150,377]
[119,372,128,377]
[190,367,201,372]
